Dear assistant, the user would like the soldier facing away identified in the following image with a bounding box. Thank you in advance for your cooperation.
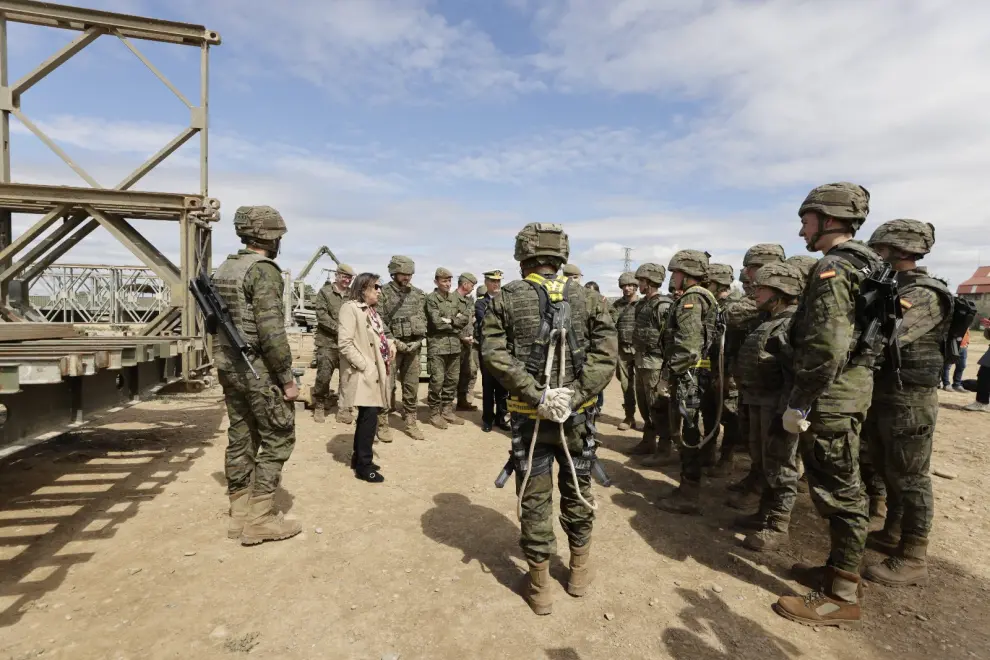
[425,267,471,429]
[212,205,302,546]
[312,264,356,424]
[482,223,617,615]
[455,272,480,412]
[610,271,640,431]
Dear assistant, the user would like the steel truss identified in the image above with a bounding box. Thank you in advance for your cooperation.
[31,263,170,324]
[0,0,221,378]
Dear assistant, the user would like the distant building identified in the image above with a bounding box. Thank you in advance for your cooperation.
[957,266,990,318]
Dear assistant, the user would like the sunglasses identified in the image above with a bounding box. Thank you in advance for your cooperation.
[373,283,382,291]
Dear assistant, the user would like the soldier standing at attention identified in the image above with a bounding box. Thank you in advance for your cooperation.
[774,182,880,627]
[379,256,428,441]
[563,263,582,283]
[610,272,640,431]
[312,264,355,424]
[657,250,720,515]
[630,264,675,466]
[482,223,616,615]
[862,220,949,588]
[476,270,509,432]
[703,263,736,473]
[213,206,302,546]
[426,267,470,429]
[456,273,480,412]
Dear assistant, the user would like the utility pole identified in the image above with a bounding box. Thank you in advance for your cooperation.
[622,247,633,273]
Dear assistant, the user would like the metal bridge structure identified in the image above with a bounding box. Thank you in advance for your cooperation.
[0,1,221,453]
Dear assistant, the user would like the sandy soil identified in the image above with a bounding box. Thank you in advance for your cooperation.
[1,335,988,660]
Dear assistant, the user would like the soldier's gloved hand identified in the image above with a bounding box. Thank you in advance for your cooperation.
[538,387,574,423]
[781,407,810,434]
[283,381,299,402]
[405,340,422,353]
[440,317,452,325]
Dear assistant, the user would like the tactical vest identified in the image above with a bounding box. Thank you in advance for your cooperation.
[663,285,720,369]
[381,281,427,340]
[878,270,951,388]
[736,307,796,394]
[612,297,639,348]
[632,294,671,359]
[211,251,280,369]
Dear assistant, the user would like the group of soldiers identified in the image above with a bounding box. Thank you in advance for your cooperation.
[212,180,953,629]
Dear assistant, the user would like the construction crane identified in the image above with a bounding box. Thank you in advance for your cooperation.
[291,246,341,330]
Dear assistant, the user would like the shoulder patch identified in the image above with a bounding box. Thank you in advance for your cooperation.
[900,298,914,310]
[819,270,837,280]
[683,303,695,309]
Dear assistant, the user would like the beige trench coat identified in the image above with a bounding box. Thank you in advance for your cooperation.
[338,300,394,409]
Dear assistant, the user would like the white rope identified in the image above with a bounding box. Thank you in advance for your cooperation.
[696,328,726,449]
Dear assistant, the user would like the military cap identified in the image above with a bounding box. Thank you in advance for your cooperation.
[388,255,415,276]
[868,219,935,257]
[483,269,503,281]
[514,223,569,266]
[336,264,355,276]
[618,271,638,287]
[459,272,478,285]
[563,264,583,277]
[634,263,666,286]
[709,263,734,287]
[435,267,453,279]
[753,262,804,297]
[668,250,710,279]
[233,205,287,242]
[784,255,818,281]
[742,243,785,268]
[798,182,871,229]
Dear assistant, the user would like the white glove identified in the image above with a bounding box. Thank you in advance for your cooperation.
[440,317,452,325]
[538,387,574,423]
[782,408,810,434]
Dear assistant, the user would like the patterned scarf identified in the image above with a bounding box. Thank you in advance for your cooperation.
[367,307,391,375]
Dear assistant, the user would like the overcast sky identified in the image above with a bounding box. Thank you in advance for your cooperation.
[8,0,990,296]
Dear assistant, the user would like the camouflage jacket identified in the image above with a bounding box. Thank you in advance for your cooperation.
[482,275,617,407]
[380,280,427,343]
[737,305,796,408]
[211,250,293,385]
[609,295,639,356]
[313,282,347,349]
[662,285,717,379]
[633,293,673,370]
[426,290,470,355]
[724,295,766,382]
[787,240,881,413]
[460,293,476,345]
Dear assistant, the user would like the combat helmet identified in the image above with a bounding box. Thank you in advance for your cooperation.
[618,271,638,287]
[388,255,416,276]
[753,262,804,297]
[634,263,666,286]
[667,250,710,280]
[709,263,734,287]
[743,243,785,267]
[233,206,286,248]
[868,219,935,258]
[514,223,569,268]
[785,255,818,281]
[798,182,871,230]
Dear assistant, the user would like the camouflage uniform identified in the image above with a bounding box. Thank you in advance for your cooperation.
[426,267,471,423]
[312,273,351,412]
[704,263,735,469]
[456,273,479,409]
[380,256,428,439]
[610,272,639,426]
[213,205,301,545]
[482,223,617,615]
[863,220,949,587]
[630,263,674,459]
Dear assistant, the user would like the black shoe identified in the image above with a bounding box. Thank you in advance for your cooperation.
[356,468,385,483]
[482,422,493,433]
[351,455,381,471]
[495,419,511,432]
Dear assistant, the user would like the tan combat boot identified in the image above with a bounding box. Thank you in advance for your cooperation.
[240,493,302,546]
[774,566,862,627]
[726,487,762,511]
[869,496,887,519]
[404,413,425,441]
[640,445,678,468]
[377,412,393,443]
[867,518,901,555]
[863,535,929,587]
[429,408,448,430]
[629,429,657,455]
[567,541,594,597]
[617,416,635,431]
[336,407,354,425]
[227,488,251,540]
[456,395,478,411]
[526,560,554,615]
[656,480,702,515]
[743,515,790,552]
[442,406,465,425]
[313,404,326,424]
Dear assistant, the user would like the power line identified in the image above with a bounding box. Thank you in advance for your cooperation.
[622,247,633,273]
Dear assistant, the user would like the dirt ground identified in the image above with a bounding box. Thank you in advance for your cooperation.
[1,335,989,660]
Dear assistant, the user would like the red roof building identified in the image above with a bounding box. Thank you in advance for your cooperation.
[957,266,990,296]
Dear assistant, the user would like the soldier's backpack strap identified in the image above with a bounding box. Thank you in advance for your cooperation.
[521,274,586,381]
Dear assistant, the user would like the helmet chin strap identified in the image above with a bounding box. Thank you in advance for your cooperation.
[807,215,848,252]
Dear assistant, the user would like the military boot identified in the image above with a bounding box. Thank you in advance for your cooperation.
[640,444,678,468]
[732,510,768,532]
[313,404,326,424]
[227,488,251,540]
[240,493,302,546]
[526,560,554,615]
[726,487,762,511]
[404,413,425,441]
[774,567,862,627]
[617,415,636,431]
[710,452,735,478]
[456,395,478,412]
[743,515,790,552]
[567,541,594,597]
[863,535,929,587]
[867,518,902,555]
[869,496,887,519]
[377,411,393,442]
[728,471,758,493]
[788,562,866,598]
[629,428,657,455]
[429,408,448,430]
[336,407,353,425]
[656,480,702,515]
[442,406,465,425]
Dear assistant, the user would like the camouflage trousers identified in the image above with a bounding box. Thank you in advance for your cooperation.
[799,409,870,574]
[635,368,671,441]
[385,345,422,415]
[717,388,743,460]
[750,404,800,520]
[218,369,295,496]
[311,345,339,407]
[616,351,637,418]
[863,392,937,539]
[513,414,595,564]
[427,350,461,411]
[457,341,478,400]
[673,377,718,483]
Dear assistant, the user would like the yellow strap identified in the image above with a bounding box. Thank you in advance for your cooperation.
[524,272,568,302]
[507,395,599,417]
[694,358,711,370]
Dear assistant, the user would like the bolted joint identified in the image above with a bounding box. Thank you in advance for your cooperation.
[0,86,15,112]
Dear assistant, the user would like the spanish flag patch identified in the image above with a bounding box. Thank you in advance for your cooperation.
[683,303,695,309]
[900,298,913,310]
[819,270,837,279]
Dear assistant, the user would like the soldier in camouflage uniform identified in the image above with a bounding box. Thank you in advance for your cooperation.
[212,206,302,546]
[380,256,428,441]
[704,263,736,473]
[785,255,818,281]
[630,263,676,466]
[734,263,805,552]
[482,223,617,615]
[563,263,582,282]
[610,271,640,431]
[774,182,880,627]
[426,267,471,429]
[657,250,721,515]
[862,220,949,588]
[456,273,480,411]
[312,264,355,424]
[724,244,786,501]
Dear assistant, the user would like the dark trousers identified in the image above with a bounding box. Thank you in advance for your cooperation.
[942,346,967,386]
[353,407,380,468]
[481,364,507,425]
[978,366,990,404]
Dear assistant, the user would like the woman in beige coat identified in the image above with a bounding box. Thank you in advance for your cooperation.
[338,272,395,483]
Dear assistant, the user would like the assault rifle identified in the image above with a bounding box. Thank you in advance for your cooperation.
[189,272,260,379]
[495,454,612,488]
[855,261,902,382]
